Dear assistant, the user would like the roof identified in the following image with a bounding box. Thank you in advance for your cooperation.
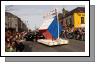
[65,7,85,17]
[5,12,17,18]
[39,17,55,30]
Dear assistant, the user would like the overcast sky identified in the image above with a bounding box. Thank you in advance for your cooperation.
[5,5,84,30]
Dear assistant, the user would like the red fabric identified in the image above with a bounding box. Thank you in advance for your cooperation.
[39,30,53,40]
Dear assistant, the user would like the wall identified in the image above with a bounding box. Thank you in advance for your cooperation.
[73,13,85,28]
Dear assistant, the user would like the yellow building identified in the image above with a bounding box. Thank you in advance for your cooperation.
[73,13,85,28]
[65,7,85,28]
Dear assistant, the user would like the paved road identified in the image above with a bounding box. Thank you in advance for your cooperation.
[23,39,85,52]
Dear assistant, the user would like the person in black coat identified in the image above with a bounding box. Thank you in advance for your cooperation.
[15,41,25,52]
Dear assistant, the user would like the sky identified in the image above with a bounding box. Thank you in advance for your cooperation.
[5,5,84,30]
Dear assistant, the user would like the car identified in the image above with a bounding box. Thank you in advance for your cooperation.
[24,32,45,41]
[24,33,35,41]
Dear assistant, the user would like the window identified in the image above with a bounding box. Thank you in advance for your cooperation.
[81,17,84,24]
[69,18,72,27]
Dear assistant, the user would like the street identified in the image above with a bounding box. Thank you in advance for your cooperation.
[23,39,85,52]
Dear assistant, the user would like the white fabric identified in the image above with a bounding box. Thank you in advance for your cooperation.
[39,18,54,30]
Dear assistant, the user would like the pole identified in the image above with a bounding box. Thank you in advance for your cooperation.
[55,8,59,39]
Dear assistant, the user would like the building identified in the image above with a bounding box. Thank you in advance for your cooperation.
[62,7,85,29]
[21,22,28,31]
[5,12,28,32]
[5,12,19,32]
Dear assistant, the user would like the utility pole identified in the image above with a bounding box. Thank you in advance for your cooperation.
[55,8,59,39]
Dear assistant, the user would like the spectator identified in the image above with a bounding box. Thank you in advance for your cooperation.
[15,41,25,52]
[5,30,27,52]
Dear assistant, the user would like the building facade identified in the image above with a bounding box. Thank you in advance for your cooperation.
[62,7,85,29]
[5,12,28,32]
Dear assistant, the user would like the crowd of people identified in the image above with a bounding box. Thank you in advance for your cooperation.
[5,27,85,52]
[5,29,44,52]
[5,30,27,52]
[60,27,85,41]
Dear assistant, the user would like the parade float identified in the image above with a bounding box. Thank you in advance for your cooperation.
[38,9,69,46]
